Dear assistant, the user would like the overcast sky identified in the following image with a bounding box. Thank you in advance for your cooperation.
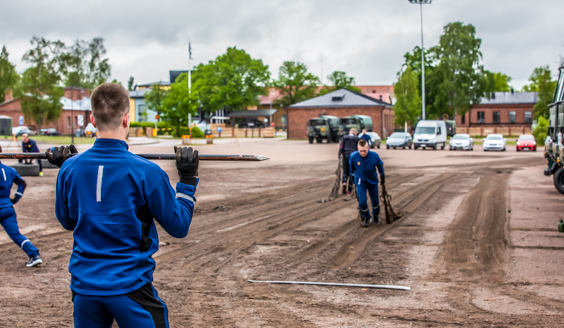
[1,0,562,90]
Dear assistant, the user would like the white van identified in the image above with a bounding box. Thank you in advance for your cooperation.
[413,120,447,150]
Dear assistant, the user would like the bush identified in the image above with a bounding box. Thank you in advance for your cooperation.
[533,116,548,144]
[130,122,170,128]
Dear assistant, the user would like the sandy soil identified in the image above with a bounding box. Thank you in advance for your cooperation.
[0,138,563,327]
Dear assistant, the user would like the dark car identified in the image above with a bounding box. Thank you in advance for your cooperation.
[239,119,265,128]
[40,128,61,136]
[386,132,412,149]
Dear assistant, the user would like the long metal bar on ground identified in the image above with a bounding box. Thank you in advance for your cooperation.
[247,280,410,291]
[0,153,270,161]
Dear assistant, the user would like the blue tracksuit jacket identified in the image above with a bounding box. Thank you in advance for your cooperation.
[22,139,39,152]
[55,139,196,296]
[360,134,372,147]
[0,163,26,207]
[349,150,385,184]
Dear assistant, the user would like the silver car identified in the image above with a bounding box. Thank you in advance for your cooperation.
[449,134,474,151]
[483,134,506,151]
[359,132,381,149]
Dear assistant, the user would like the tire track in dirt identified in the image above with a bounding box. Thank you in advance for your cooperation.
[328,173,457,268]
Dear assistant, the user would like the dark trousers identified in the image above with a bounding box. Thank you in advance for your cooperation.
[73,283,169,328]
[18,158,42,172]
[356,180,380,219]
[0,206,39,257]
[342,153,354,191]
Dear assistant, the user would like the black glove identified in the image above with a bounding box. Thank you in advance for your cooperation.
[380,175,386,186]
[46,145,78,168]
[174,146,199,186]
[10,196,19,205]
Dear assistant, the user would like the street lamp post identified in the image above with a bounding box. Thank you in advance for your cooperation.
[408,0,432,120]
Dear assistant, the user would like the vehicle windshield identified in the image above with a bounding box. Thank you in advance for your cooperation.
[486,135,503,140]
[452,134,469,140]
[341,118,358,125]
[415,126,435,134]
[309,120,326,126]
[519,135,534,140]
[389,133,406,138]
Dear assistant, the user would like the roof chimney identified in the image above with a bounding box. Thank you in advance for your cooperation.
[4,89,13,102]
[491,92,495,99]
[379,95,383,101]
[511,88,514,94]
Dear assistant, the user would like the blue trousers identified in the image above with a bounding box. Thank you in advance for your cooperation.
[73,283,169,328]
[356,180,380,219]
[0,206,39,257]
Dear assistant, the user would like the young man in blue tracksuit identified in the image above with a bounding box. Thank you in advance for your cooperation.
[0,146,43,267]
[349,139,385,227]
[20,134,43,176]
[360,129,372,148]
[48,83,198,328]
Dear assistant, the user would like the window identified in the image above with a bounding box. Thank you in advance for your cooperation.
[461,114,465,124]
[509,111,516,123]
[67,117,71,128]
[437,126,441,135]
[493,111,500,124]
[525,111,532,123]
[477,111,485,123]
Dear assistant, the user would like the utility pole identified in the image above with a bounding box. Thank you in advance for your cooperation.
[188,40,193,123]
[71,89,74,144]
[408,0,432,120]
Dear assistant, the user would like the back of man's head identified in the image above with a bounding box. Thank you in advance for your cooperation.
[349,128,357,135]
[91,83,130,131]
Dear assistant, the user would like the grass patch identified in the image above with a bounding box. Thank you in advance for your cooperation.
[0,135,96,145]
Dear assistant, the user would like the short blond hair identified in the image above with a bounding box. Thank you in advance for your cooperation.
[349,128,357,135]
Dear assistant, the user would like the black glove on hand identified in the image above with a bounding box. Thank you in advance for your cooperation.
[46,145,78,168]
[10,197,19,205]
[174,146,199,186]
[380,175,386,186]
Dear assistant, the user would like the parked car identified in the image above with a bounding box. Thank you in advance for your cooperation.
[40,128,61,136]
[12,126,31,137]
[516,134,536,151]
[449,134,474,151]
[386,132,412,149]
[358,131,381,149]
[413,120,447,150]
[84,123,97,137]
[483,134,506,151]
[239,119,265,129]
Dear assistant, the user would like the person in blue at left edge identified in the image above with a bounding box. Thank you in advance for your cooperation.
[47,83,198,328]
[20,133,43,176]
[350,139,385,227]
[0,145,43,267]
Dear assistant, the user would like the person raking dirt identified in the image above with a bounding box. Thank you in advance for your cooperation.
[339,128,359,199]
[349,139,385,227]
[46,83,199,328]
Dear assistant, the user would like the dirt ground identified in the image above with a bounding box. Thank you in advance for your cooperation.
[0,137,563,327]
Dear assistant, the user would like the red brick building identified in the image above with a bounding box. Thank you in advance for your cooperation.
[287,89,394,139]
[0,88,92,135]
[456,92,536,135]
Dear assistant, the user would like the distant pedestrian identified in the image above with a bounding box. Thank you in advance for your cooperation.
[350,139,385,227]
[0,145,42,267]
[360,129,372,147]
[20,134,43,176]
[339,128,360,198]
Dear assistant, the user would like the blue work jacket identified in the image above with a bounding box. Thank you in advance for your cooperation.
[349,150,385,185]
[0,162,26,208]
[22,139,39,152]
[55,139,196,296]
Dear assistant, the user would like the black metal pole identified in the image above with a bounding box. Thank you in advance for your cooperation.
[0,152,270,161]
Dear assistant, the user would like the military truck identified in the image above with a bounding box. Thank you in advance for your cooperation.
[337,115,374,139]
[544,65,564,193]
[307,115,340,143]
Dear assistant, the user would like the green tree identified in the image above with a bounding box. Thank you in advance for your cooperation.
[0,46,19,103]
[63,38,111,89]
[533,115,549,144]
[127,76,136,91]
[144,83,169,121]
[161,73,199,136]
[193,47,270,115]
[272,61,320,107]
[319,71,361,95]
[522,66,556,119]
[428,22,494,120]
[20,37,66,131]
[492,72,513,92]
[402,46,436,117]
[393,67,421,127]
